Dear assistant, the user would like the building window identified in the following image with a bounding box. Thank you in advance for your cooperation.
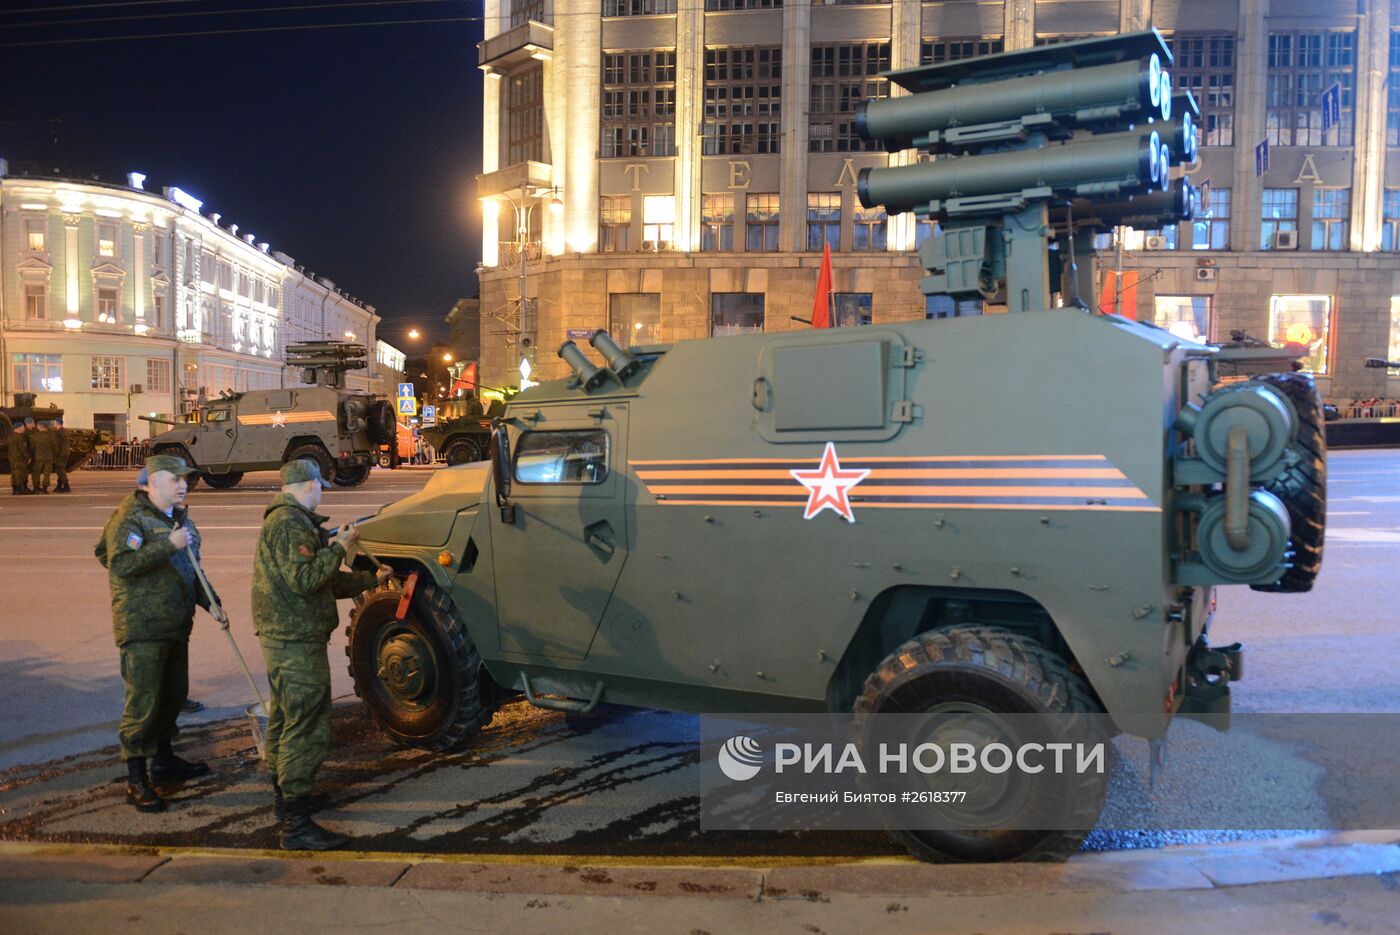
[711,293,764,335]
[1311,188,1350,251]
[1382,190,1400,251]
[745,193,780,251]
[146,359,172,394]
[925,296,984,318]
[642,195,675,249]
[808,42,889,152]
[1388,32,1400,145]
[703,46,781,155]
[609,293,663,345]
[807,193,840,251]
[1388,297,1400,375]
[506,63,545,165]
[704,0,780,9]
[510,0,544,26]
[915,218,940,249]
[599,195,632,252]
[920,37,1004,64]
[13,353,62,393]
[1192,187,1230,250]
[701,194,734,251]
[602,50,676,157]
[852,203,886,251]
[23,282,48,320]
[25,218,46,253]
[1261,188,1298,249]
[1168,34,1234,146]
[1153,296,1213,343]
[1269,295,1331,373]
[152,293,166,330]
[1266,31,1355,146]
[91,356,125,390]
[98,222,118,258]
[833,293,872,327]
[604,0,676,15]
[1123,227,1178,250]
[96,286,121,323]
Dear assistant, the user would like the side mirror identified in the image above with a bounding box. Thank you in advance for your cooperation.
[490,424,515,524]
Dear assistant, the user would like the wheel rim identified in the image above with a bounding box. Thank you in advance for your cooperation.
[903,701,1033,827]
[374,625,440,711]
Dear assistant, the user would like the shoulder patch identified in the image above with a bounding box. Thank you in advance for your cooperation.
[126,531,144,550]
[298,543,314,558]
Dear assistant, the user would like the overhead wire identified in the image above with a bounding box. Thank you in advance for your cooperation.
[4,0,457,30]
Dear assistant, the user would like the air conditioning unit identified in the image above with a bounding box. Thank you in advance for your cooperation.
[130,384,144,394]
[1274,229,1299,250]
[641,240,657,252]
[1144,235,1168,251]
[657,240,672,252]
[1195,267,1217,282]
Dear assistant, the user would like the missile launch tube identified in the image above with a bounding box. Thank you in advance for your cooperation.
[858,131,1162,215]
[856,56,1163,150]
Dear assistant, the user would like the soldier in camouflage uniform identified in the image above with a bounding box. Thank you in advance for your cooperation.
[7,420,32,495]
[253,459,390,849]
[53,417,72,493]
[31,420,56,493]
[96,454,227,812]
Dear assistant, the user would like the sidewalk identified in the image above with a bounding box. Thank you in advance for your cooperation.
[3,832,1399,934]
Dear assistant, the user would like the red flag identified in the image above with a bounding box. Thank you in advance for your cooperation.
[810,241,834,328]
[450,361,479,394]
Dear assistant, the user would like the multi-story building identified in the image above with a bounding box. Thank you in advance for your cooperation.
[1,168,383,437]
[374,339,408,399]
[476,0,1400,403]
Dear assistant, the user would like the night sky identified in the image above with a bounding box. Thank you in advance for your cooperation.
[0,0,487,349]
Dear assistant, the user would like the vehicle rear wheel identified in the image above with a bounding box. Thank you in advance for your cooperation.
[153,445,200,489]
[376,452,393,469]
[285,444,335,485]
[444,437,482,466]
[855,625,1108,863]
[347,578,497,751]
[1251,372,1326,593]
[332,464,370,487]
[202,471,243,489]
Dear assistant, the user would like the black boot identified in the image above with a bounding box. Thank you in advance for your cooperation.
[151,738,210,782]
[126,758,166,813]
[272,781,326,821]
[280,795,348,851]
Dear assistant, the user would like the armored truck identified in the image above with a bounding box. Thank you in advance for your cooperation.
[147,343,395,488]
[345,32,1325,862]
[1,393,109,474]
[421,410,496,466]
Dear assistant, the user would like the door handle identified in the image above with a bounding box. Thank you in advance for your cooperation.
[583,519,615,556]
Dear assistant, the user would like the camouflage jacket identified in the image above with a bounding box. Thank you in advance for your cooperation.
[252,494,376,643]
[31,430,56,461]
[55,427,71,459]
[8,431,32,466]
[96,492,212,644]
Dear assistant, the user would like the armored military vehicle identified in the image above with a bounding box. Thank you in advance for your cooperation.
[345,32,1325,862]
[420,396,510,465]
[146,342,395,488]
[1,393,110,474]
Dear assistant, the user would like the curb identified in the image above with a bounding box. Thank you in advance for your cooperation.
[3,832,1398,900]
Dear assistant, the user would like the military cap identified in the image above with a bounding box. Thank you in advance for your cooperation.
[23,417,34,427]
[281,458,330,489]
[144,454,198,477]
[53,417,64,426]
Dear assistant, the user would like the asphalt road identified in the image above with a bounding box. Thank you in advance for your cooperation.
[0,453,1397,859]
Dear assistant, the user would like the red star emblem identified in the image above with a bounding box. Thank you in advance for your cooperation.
[790,442,870,523]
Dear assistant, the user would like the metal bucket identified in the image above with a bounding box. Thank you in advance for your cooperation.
[246,702,269,760]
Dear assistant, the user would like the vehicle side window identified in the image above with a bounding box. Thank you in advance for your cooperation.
[206,409,231,423]
[514,429,608,485]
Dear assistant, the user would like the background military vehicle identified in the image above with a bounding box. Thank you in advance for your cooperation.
[343,32,1325,863]
[420,395,509,466]
[146,342,395,488]
[0,393,110,474]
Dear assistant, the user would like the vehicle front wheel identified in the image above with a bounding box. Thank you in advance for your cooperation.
[202,471,243,489]
[332,464,370,487]
[855,625,1109,863]
[347,579,497,752]
[443,438,482,466]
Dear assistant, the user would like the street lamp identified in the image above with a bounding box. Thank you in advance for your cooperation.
[408,328,420,340]
[486,185,563,369]
[442,353,453,363]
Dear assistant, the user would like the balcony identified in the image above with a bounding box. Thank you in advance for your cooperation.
[497,241,544,268]
[477,161,554,201]
[478,19,553,73]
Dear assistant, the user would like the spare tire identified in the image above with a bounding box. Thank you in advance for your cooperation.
[1250,372,1326,593]
[342,397,368,435]
[367,400,396,445]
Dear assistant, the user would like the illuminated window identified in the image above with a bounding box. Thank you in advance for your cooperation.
[1123,227,1178,250]
[146,359,172,394]
[1261,188,1298,249]
[1153,296,1213,343]
[25,218,46,253]
[1269,295,1331,373]
[1266,31,1355,146]
[1192,187,1230,250]
[852,203,886,251]
[703,46,782,155]
[599,195,631,252]
[1383,190,1400,252]
[1169,34,1235,146]
[1388,297,1400,375]
[1388,32,1400,145]
[91,355,125,390]
[98,222,118,257]
[97,287,120,324]
[745,193,780,251]
[808,42,889,153]
[711,293,764,335]
[925,296,983,318]
[701,194,734,251]
[609,293,662,345]
[23,282,48,320]
[807,193,840,251]
[13,353,62,393]
[833,293,872,327]
[1311,188,1350,251]
[642,195,675,249]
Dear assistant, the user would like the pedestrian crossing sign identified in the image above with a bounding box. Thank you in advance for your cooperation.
[398,397,417,416]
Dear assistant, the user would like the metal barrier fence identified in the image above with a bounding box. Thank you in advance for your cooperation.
[1336,400,1400,420]
[84,442,152,470]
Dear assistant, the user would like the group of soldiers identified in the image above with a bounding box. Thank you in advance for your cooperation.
[7,417,72,494]
[97,454,391,851]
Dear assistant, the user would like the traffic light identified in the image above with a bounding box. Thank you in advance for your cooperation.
[854,30,1198,313]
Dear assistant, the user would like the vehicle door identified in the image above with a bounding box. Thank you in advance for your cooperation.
[197,405,238,463]
[492,403,629,660]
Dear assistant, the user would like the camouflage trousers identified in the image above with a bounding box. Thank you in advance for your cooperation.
[11,461,31,492]
[32,457,52,491]
[118,638,189,760]
[260,637,332,798]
